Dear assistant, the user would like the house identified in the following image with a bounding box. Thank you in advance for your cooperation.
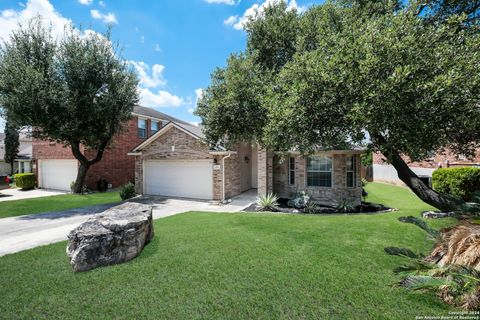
[129,121,364,205]
[373,150,480,186]
[0,132,33,176]
[32,105,191,191]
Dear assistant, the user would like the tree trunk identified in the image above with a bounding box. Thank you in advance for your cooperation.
[9,161,14,175]
[70,140,107,194]
[73,161,90,193]
[381,147,461,212]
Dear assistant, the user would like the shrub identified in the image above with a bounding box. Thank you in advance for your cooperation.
[287,191,310,209]
[432,167,480,202]
[303,201,319,214]
[14,173,36,190]
[334,199,356,213]
[120,182,136,200]
[96,178,108,192]
[256,193,279,211]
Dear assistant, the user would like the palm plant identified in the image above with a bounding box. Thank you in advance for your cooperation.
[256,193,279,212]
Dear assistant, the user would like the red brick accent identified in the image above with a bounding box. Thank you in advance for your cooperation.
[32,117,151,190]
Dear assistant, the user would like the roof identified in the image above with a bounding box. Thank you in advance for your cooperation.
[133,105,191,126]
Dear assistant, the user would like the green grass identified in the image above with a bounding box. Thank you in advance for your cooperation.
[0,183,457,319]
[0,191,121,218]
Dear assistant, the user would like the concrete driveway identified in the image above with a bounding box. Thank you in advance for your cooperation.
[0,188,67,202]
[0,190,257,257]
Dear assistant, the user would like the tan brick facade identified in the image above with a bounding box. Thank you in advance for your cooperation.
[269,153,362,205]
[133,126,245,200]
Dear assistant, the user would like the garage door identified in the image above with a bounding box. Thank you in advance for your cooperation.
[144,160,213,199]
[39,159,78,191]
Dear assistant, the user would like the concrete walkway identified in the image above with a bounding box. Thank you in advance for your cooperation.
[0,188,67,202]
[0,189,257,257]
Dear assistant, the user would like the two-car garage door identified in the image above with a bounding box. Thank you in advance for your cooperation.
[39,159,78,191]
[144,160,213,200]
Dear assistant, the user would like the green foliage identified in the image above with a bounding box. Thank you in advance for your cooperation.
[119,182,135,200]
[13,173,35,190]
[334,199,355,213]
[3,121,19,174]
[432,167,480,202]
[255,193,279,211]
[287,191,310,209]
[398,216,440,238]
[0,18,139,193]
[360,151,372,167]
[303,201,319,214]
[384,246,419,259]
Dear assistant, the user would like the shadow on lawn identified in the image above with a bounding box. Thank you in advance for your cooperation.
[17,196,170,220]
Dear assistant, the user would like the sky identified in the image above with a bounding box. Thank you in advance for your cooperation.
[0,0,323,130]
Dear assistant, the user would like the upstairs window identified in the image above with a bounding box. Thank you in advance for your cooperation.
[151,121,159,135]
[307,156,332,187]
[289,157,295,185]
[346,155,356,188]
[138,119,147,138]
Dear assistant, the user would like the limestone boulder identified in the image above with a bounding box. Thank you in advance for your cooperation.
[66,202,154,272]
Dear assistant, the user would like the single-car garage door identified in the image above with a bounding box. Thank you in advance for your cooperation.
[39,159,78,191]
[144,160,213,199]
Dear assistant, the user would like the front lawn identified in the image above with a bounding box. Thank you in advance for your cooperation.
[0,183,457,319]
[0,191,121,219]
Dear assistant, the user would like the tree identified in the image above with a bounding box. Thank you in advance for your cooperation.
[4,120,19,175]
[196,0,480,211]
[0,18,139,193]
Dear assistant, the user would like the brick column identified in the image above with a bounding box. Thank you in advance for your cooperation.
[258,147,273,195]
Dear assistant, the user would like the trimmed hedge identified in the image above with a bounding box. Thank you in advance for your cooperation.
[14,173,36,190]
[432,167,480,201]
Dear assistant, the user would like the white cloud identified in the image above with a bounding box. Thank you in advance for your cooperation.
[128,60,166,88]
[78,0,93,5]
[0,0,72,41]
[190,121,200,126]
[195,88,204,103]
[140,35,145,43]
[139,88,183,108]
[225,0,303,30]
[90,9,117,24]
[99,1,106,7]
[155,43,161,52]
[187,107,195,114]
[205,0,236,4]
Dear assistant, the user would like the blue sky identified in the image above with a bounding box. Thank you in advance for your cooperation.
[0,0,323,129]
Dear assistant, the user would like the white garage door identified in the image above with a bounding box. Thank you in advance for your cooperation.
[40,159,78,191]
[144,160,213,199]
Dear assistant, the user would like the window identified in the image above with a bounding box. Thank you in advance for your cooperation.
[289,157,295,185]
[346,155,356,188]
[151,121,159,135]
[138,119,147,138]
[307,156,332,187]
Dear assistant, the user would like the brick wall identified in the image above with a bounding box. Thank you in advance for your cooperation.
[32,117,149,190]
[133,126,244,201]
[272,153,362,205]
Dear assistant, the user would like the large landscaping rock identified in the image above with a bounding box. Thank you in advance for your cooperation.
[66,202,154,272]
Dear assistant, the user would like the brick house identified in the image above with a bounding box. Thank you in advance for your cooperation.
[373,149,480,185]
[32,105,191,191]
[129,121,364,205]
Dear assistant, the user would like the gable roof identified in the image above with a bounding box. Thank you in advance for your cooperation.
[130,121,205,153]
[132,105,191,125]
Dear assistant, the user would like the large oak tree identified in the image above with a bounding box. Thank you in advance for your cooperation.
[196,0,480,211]
[0,18,139,193]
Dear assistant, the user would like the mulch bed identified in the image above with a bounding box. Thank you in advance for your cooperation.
[243,198,393,215]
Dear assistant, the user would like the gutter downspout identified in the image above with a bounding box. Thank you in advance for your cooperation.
[222,152,233,202]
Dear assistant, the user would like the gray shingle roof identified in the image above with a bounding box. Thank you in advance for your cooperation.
[173,122,205,139]
[133,105,191,126]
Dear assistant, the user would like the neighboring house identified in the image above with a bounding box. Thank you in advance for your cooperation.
[32,105,190,191]
[129,122,364,205]
[0,132,32,176]
[373,150,480,185]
